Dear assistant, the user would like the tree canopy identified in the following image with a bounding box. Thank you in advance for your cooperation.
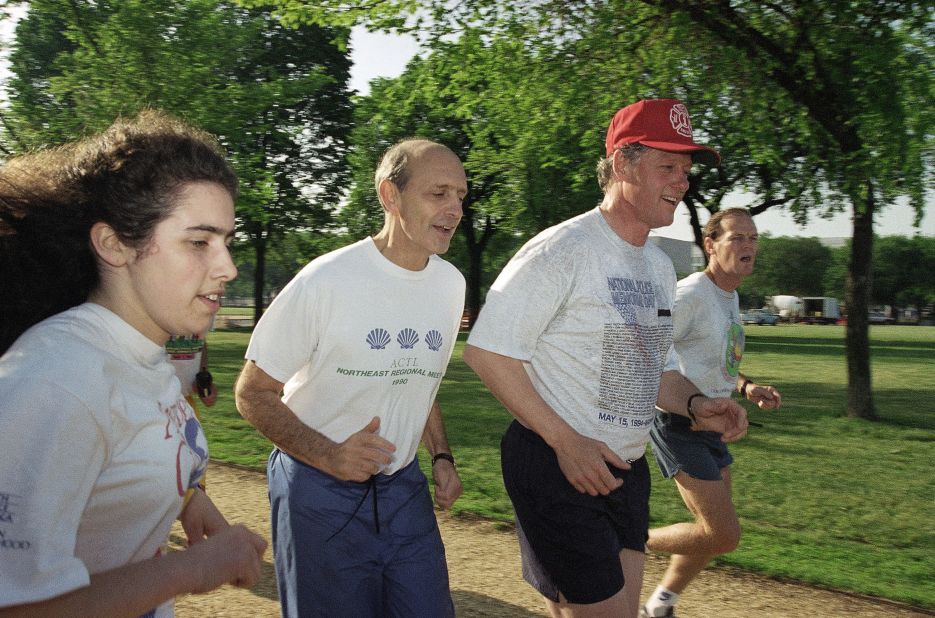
[2,0,354,321]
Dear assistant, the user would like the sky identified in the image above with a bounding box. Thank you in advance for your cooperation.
[347,27,934,241]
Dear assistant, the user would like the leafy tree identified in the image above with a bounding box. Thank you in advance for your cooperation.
[237,0,422,30]
[219,10,353,321]
[740,236,833,299]
[2,0,353,322]
[871,235,935,315]
[0,5,77,151]
[823,243,850,303]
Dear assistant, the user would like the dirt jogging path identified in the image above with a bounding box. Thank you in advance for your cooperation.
[170,462,932,617]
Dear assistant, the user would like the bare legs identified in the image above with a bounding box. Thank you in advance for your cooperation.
[647,467,739,595]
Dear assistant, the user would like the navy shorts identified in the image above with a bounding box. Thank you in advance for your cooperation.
[649,412,733,481]
[268,449,454,618]
[501,421,650,605]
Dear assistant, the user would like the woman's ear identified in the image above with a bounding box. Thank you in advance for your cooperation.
[89,221,130,267]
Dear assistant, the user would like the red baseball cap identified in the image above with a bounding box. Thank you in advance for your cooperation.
[605,99,720,166]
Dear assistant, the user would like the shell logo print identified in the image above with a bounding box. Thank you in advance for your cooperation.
[397,328,420,349]
[366,328,392,349]
[425,330,443,351]
[365,328,444,351]
[669,103,693,138]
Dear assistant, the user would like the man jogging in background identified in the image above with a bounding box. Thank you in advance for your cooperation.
[641,208,782,618]
[464,99,748,618]
[235,138,467,617]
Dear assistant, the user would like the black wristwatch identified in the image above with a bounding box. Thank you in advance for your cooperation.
[431,452,456,467]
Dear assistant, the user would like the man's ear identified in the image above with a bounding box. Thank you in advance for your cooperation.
[612,149,632,182]
[377,179,401,215]
[703,235,715,257]
[89,221,131,267]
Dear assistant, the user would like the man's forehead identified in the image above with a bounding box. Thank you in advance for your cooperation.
[414,143,461,166]
[411,149,466,184]
[645,148,693,164]
[723,215,757,233]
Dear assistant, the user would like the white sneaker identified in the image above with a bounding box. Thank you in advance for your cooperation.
[640,606,677,618]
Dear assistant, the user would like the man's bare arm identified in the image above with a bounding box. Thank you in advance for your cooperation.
[657,370,748,442]
[462,344,628,496]
[421,400,462,509]
[234,360,395,481]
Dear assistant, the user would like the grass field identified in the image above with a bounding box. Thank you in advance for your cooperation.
[201,324,935,609]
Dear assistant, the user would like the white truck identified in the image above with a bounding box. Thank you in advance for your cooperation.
[801,297,840,324]
[769,295,804,321]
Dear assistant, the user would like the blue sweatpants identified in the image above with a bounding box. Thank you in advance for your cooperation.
[268,449,455,618]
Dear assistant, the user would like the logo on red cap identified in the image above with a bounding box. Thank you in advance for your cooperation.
[669,104,693,138]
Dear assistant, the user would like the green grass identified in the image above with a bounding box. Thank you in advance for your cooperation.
[217,305,253,316]
[198,329,273,467]
[201,325,935,609]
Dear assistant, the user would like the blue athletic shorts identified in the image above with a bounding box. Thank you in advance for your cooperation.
[648,412,733,481]
[500,420,650,605]
[267,449,454,617]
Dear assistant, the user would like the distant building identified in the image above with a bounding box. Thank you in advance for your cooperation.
[648,235,704,275]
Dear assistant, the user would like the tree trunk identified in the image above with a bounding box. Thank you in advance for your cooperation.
[844,186,877,420]
[682,196,707,264]
[253,232,267,326]
[466,242,483,329]
[459,199,495,329]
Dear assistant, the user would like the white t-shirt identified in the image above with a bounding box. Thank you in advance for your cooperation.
[468,208,677,462]
[664,271,744,398]
[0,303,208,616]
[245,238,465,474]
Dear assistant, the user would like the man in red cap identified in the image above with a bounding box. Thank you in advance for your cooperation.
[463,98,747,617]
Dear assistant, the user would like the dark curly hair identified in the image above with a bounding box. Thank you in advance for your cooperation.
[0,110,238,354]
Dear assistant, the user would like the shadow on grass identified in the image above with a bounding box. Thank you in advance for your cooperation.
[748,333,935,362]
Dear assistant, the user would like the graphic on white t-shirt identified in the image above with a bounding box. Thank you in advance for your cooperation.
[365,328,446,352]
[608,276,657,323]
[160,398,208,496]
[598,277,673,430]
[723,322,745,381]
